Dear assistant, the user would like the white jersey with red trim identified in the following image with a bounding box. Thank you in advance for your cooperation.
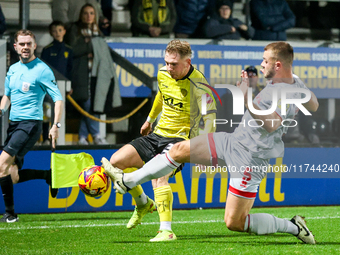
[233,76,308,159]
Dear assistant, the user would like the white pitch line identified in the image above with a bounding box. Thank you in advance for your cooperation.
[0,215,339,231]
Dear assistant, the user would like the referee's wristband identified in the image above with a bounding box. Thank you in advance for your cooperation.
[147,116,156,123]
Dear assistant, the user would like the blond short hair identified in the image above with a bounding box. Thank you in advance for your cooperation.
[165,39,192,59]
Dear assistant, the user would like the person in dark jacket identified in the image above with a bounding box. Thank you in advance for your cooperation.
[250,0,295,41]
[64,3,110,145]
[173,0,210,38]
[204,0,254,40]
[41,21,73,80]
[130,0,177,37]
[41,21,73,145]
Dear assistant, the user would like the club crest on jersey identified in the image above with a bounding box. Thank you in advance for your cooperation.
[22,82,30,92]
[181,89,187,97]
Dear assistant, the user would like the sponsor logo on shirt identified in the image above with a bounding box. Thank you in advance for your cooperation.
[22,82,30,92]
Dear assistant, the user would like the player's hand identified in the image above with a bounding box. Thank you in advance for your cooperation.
[49,124,59,149]
[239,24,248,31]
[149,27,161,37]
[237,70,249,99]
[100,18,110,28]
[140,121,152,136]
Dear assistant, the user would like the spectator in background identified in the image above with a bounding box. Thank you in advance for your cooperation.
[64,4,121,145]
[41,21,73,80]
[130,0,177,37]
[173,0,210,38]
[204,0,254,40]
[40,21,73,145]
[0,5,6,36]
[245,65,264,98]
[250,0,295,41]
[51,0,110,33]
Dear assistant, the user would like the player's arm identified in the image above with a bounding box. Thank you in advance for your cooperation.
[49,100,63,147]
[1,72,12,116]
[303,91,319,112]
[141,91,163,136]
[40,68,64,148]
[247,104,281,133]
[0,95,11,117]
[202,112,216,133]
[238,70,281,133]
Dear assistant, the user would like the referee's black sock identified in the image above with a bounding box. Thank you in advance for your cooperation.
[18,169,49,183]
[0,175,15,215]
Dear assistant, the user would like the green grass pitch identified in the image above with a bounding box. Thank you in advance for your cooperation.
[0,206,339,255]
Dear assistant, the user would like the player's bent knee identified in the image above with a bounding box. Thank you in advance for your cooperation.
[11,174,19,184]
[170,141,188,163]
[110,153,125,169]
[152,176,169,188]
[225,217,245,232]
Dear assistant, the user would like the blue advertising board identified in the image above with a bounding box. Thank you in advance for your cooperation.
[109,42,340,99]
[0,148,339,214]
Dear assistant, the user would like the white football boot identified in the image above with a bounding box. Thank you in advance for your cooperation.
[291,215,316,244]
[101,157,128,194]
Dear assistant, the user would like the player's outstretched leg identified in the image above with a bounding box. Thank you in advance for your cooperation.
[127,195,156,229]
[291,215,316,244]
[226,192,315,244]
[243,213,315,244]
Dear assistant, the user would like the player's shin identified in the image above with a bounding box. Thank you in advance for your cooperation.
[0,175,15,215]
[154,185,173,231]
[129,185,148,206]
[123,153,181,188]
[245,213,299,235]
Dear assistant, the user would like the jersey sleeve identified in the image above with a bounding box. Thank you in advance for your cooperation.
[202,112,216,133]
[148,90,163,122]
[40,67,63,102]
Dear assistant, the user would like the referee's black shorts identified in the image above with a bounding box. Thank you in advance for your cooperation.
[3,120,42,169]
[129,132,184,163]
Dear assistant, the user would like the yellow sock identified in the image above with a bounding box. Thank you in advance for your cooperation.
[154,185,173,223]
[124,168,147,206]
[128,185,143,197]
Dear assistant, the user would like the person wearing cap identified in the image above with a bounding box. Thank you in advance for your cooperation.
[245,66,265,98]
[203,0,254,40]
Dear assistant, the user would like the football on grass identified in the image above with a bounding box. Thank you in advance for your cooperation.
[78,165,110,197]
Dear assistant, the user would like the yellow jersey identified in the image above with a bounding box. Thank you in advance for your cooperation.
[148,65,217,140]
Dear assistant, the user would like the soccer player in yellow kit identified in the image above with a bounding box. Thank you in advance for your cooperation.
[108,39,216,242]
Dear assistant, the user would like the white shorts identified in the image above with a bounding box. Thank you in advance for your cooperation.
[207,132,269,199]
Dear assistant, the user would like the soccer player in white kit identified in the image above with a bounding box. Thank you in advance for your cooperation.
[102,42,319,244]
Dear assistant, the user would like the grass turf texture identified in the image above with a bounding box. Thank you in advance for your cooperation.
[0,206,339,255]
